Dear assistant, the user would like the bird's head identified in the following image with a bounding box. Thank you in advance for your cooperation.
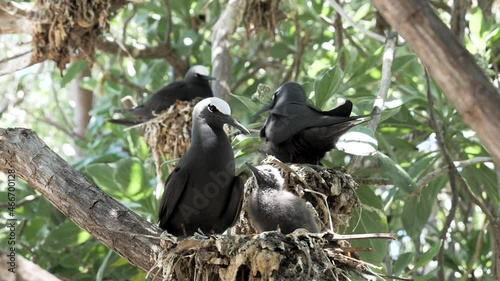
[251,81,307,120]
[185,65,216,82]
[194,97,250,134]
[246,163,284,190]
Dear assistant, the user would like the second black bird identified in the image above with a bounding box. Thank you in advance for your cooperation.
[108,65,215,126]
[257,81,373,164]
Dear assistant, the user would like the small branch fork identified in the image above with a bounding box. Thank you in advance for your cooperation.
[347,33,397,173]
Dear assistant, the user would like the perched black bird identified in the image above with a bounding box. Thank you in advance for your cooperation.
[159,97,250,236]
[108,65,215,126]
[256,81,373,164]
[246,163,320,234]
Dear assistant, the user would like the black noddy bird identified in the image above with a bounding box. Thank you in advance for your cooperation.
[159,97,250,236]
[246,163,320,234]
[255,81,374,164]
[108,65,215,126]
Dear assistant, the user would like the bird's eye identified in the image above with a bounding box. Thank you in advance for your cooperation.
[208,104,219,113]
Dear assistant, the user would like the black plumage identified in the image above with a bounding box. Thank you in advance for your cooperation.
[158,97,250,236]
[258,81,372,164]
[108,65,215,126]
[246,163,319,234]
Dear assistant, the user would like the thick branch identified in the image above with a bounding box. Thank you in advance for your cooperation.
[0,51,44,77]
[0,128,162,277]
[0,11,32,34]
[371,0,500,165]
[211,0,248,100]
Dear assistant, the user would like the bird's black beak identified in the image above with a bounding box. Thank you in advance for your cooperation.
[250,104,272,122]
[200,74,216,81]
[222,114,251,135]
[245,162,262,178]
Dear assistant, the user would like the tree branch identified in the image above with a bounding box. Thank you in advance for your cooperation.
[0,10,33,34]
[416,156,494,189]
[371,0,500,165]
[326,0,386,43]
[0,51,44,77]
[211,0,248,100]
[347,33,397,173]
[426,71,460,281]
[0,128,163,277]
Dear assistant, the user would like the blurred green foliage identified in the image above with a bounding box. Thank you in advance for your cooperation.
[0,0,498,280]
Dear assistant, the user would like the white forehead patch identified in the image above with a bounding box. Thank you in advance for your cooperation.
[190,65,210,76]
[196,97,231,115]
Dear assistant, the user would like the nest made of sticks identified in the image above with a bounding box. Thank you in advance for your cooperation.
[244,0,285,38]
[33,0,111,70]
[235,156,360,235]
[153,160,397,280]
[155,231,383,281]
[140,98,201,174]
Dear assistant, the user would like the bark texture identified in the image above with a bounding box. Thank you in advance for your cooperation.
[211,0,248,100]
[371,0,500,165]
[0,128,163,277]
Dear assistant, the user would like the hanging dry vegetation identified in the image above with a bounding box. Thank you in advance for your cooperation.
[244,0,285,38]
[32,0,111,70]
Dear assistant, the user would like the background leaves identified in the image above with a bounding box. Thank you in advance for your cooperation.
[0,0,498,280]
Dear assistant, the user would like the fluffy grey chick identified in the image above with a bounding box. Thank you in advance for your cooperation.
[246,163,319,234]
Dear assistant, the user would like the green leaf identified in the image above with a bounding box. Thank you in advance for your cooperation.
[409,241,442,273]
[393,252,414,275]
[336,126,378,156]
[408,154,436,180]
[378,104,401,123]
[352,3,371,22]
[371,151,418,194]
[113,158,146,197]
[313,65,344,109]
[469,7,483,39]
[61,60,88,87]
[402,176,446,237]
[413,268,439,281]
[43,221,87,252]
[231,93,265,113]
[96,250,114,281]
[85,164,117,194]
[391,55,417,73]
[347,187,388,264]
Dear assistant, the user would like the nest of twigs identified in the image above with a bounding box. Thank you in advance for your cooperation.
[244,0,285,38]
[33,0,111,70]
[155,231,387,281]
[140,98,201,174]
[153,157,398,281]
[235,156,360,235]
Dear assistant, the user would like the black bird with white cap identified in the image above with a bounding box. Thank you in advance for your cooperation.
[246,163,320,234]
[108,65,215,126]
[159,97,250,236]
[255,81,374,164]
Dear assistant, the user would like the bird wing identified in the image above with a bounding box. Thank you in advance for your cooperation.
[264,101,372,144]
[214,176,244,231]
[323,100,353,117]
[158,167,189,225]
[146,82,188,114]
